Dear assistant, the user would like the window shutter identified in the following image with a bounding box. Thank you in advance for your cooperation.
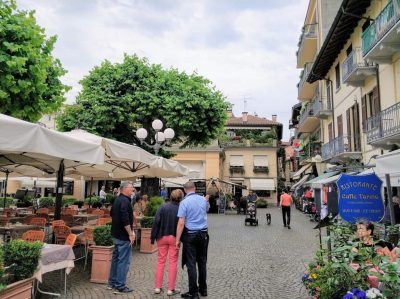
[337,115,343,137]
[328,123,333,141]
[346,108,351,137]
[373,86,380,116]
[361,95,367,131]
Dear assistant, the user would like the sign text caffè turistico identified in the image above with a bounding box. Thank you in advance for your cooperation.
[337,173,384,223]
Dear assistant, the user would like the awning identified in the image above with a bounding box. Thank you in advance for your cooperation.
[375,149,400,176]
[229,155,244,167]
[253,155,268,167]
[290,174,310,191]
[249,179,275,191]
[305,171,339,188]
[292,164,312,180]
[358,168,400,187]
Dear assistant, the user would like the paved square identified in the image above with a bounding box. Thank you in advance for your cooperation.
[39,206,318,298]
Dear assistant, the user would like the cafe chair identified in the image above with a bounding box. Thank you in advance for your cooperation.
[53,225,71,244]
[22,230,45,243]
[82,227,94,270]
[0,216,9,226]
[60,214,74,227]
[37,208,50,215]
[52,220,66,228]
[30,217,47,228]
[90,209,105,216]
[65,233,77,247]
[96,217,111,226]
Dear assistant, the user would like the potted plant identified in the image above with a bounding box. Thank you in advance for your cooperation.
[0,240,42,299]
[90,225,114,284]
[39,197,55,208]
[140,216,157,253]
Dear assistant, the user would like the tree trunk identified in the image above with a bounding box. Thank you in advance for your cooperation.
[140,177,160,198]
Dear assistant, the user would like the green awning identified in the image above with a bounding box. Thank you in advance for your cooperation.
[304,171,339,188]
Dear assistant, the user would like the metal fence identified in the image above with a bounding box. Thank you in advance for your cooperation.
[366,101,400,144]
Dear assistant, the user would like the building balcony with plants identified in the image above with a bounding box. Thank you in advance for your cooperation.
[298,62,318,101]
[341,47,376,86]
[220,129,278,148]
[362,0,400,63]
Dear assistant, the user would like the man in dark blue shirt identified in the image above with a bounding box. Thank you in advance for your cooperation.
[108,181,135,294]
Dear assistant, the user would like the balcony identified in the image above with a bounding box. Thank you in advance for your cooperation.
[362,0,400,63]
[298,62,318,101]
[298,98,320,133]
[315,96,333,119]
[366,101,400,148]
[298,141,322,166]
[296,24,318,68]
[322,135,362,162]
[342,48,376,86]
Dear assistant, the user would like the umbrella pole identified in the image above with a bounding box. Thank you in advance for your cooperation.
[3,171,9,209]
[89,177,93,199]
[54,160,65,220]
[385,174,396,226]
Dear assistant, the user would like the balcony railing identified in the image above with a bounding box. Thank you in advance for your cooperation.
[297,24,317,49]
[342,48,376,83]
[366,102,400,144]
[298,62,313,90]
[362,0,400,56]
[298,97,320,126]
[322,135,359,161]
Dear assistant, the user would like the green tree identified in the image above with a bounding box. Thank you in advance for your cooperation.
[57,55,229,152]
[0,0,69,122]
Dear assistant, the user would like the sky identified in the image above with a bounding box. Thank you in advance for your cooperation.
[18,0,309,140]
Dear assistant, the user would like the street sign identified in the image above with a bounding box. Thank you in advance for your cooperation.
[337,173,384,223]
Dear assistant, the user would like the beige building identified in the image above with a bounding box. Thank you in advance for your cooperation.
[292,0,400,184]
[220,112,282,201]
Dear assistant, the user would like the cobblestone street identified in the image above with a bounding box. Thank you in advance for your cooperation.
[40,206,318,299]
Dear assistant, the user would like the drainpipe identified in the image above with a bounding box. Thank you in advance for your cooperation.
[324,78,336,140]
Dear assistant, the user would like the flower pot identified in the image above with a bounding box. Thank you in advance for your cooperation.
[90,245,114,284]
[140,228,157,253]
[0,277,34,299]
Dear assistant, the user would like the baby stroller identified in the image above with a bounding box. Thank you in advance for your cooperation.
[244,202,258,226]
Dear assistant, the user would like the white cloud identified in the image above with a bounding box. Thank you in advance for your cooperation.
[17,0,309,140]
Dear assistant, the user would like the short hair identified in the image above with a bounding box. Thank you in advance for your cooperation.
[120,181,133,190]
[183,181,195,190]
[357,220,374,235]
[141,194,149,201]
[170,189,184,203]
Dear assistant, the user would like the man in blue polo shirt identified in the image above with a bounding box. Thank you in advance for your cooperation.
[176,181,209,299]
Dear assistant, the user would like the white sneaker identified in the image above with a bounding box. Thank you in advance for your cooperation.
[167,289,181,296]
[154,288,162,294]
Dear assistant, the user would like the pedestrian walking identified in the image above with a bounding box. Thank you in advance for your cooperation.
[151,189,184,296]
[176,181,209,299]
[99,186,107,206]
[108,181,135,294]
[280,189,293,229]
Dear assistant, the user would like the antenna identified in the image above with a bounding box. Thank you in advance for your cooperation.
[242,95,251,112]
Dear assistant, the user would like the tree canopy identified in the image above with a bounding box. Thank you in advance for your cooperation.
[57,54,229,153]
[0,0,69,122]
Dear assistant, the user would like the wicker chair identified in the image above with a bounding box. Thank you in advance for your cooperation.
[53,225,71,244]
[90,209,105,216]
[83,227,94,270]
[65,233,77,247]
[37,208,50,215]
[63,208,78,216]
[51,219,66,228]
[60,214,74,227]
[0,217,9,226]
[96,217,112,226]
[22,230,45,243]
[29,217,47,228]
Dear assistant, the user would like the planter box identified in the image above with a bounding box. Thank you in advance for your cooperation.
[140,228,157,254]
[0,277,34,299]
[90,245,114,284]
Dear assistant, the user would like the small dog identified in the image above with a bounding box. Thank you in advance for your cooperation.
[266,213,271,225]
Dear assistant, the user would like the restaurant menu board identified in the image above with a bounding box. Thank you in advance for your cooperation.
[337,173,384,223]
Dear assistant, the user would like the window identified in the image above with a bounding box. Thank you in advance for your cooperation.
[253,155,268,167]
[337,114,343,137]
[362,20,371,32]
[254,190,271,198]
[63,181,74,196]
[328,122,333,141]
[326,80,332,109]
[346,44,353,56]
[361,86,380,131]
[335,64,341,90]
[229,155,244,166]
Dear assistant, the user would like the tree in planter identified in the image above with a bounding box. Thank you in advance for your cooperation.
[0,0,69,122]
[57,54,229,195]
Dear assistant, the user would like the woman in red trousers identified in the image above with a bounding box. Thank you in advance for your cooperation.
[151,189,183,296]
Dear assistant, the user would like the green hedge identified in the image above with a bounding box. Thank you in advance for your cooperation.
[0,197,14,208]
[147,196,164,217]
[255,199,268,208]
[39,197,54,207]
[93,225,113,246]
[140,216,155,228]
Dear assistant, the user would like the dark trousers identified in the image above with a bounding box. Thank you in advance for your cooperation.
[184,231,209,294]
[282,206,291,226]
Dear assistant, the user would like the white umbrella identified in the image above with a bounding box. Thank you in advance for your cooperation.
[0,114,105,215]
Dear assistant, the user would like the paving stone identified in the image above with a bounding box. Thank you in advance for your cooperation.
[37,206,318,299]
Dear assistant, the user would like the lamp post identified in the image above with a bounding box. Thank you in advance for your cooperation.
[135,119,175,156]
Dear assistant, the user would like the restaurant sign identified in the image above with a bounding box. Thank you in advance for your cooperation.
[337,173,384,223]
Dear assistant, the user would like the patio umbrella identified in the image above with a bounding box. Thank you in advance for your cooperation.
[63,129,189,179]
[0,114,104,217]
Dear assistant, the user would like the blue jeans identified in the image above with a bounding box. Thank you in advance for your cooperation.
[108,238,132,290]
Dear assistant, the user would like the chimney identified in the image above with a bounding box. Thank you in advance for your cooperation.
[242,112,248,122]
[272,114,277,122]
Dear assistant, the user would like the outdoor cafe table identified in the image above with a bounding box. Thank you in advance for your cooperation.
[35,243,75,296]
[0,223,40,241]
[48,213,99,223]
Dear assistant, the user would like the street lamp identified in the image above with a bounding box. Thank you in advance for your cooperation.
[135,119,175,155]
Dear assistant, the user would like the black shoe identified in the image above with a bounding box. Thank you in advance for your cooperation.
[283,224,286,227]
[288,225,291,229]
[199,290,208,296]
[181,291,199,298]
[114,287,133,294]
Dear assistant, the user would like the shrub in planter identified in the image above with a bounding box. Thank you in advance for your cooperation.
[105,193,115,205]
[140,216,157,253]
[3,240,42,282]
[147,196,164,217]
[85,196,100,207]
[15,198,32,208]
[90,225,114,284]
[62,197,77,207]
[255,199,268,208]
[0,198,14,208]
[39,197,55,208]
